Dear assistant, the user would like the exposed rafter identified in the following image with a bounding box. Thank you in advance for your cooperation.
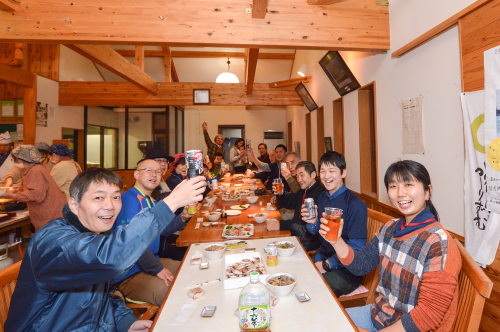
[58,82,303,107]
[0,0,19,12]
[307,0,348,5]
[246,48,259,95]
[0,0,390,51]
[161,46,171,82]
[252,0,268,19]
[64,44,158,94]
[0,62,34,87]
[269,76,311,88]
[113,50,295,60]
[135,45,144,71]
[0,58,23,67]
[171,60,179,82]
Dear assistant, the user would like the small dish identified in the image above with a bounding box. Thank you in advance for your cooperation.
[200,306,217,317]
[199,262,210,270]
[202,222,211,227]
[295,292,311,303]
[226,210,242,216]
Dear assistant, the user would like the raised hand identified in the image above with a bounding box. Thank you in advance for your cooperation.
[202,121,208,130]
[301,204,318,224]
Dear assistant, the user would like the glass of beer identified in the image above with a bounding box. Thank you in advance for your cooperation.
[273,178,284,195]
[324,207,343,240]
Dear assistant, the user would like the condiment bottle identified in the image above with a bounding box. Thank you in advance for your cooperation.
[221,205,227,219]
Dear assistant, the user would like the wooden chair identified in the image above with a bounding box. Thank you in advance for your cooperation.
[339,209,393,303]
[451,238,492,332]
[0,261,21,331]
[111,290,158,321]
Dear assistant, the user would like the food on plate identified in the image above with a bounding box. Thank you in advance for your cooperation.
[224,224,253,237]
[187,287,205,300]
[225,241,247,250]
[223,192,241,200]
[268,275,295,286]
[278,242,295,249]
[225,257,266,278]
[205,245,224,251]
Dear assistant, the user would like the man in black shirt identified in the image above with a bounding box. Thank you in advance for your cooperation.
[257,143,270,164]
[276,161,324,251]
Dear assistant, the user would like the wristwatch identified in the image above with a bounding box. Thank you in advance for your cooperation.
[322,260,332,272]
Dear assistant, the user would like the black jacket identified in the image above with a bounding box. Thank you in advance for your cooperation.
[277,180,325,222]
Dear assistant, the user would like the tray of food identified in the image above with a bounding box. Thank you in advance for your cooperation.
[222,224,254,239]
[223,252,268,289]
[222,192,241,201]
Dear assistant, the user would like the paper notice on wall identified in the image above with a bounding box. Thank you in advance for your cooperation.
[36,102,48,127]
[1,101,15,117]
[17,100,24,117]
[401,96,425,154]
[16,124,23,141]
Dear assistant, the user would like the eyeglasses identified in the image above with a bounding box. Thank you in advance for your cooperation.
[154,159,169,165]
[138,168,162,175]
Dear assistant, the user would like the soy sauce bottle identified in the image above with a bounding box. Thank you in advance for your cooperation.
[221,205,227,219]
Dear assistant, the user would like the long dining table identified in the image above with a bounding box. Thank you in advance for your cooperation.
[176,175,291,247]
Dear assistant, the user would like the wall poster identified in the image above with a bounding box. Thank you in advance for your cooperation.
[401,96,425,154]
[36,102,48,127]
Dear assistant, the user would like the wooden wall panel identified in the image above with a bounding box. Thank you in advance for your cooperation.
[460,4,500,330]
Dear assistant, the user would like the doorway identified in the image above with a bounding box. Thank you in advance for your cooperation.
[316,106,325,163]
[358,82,378,199]
[333,98,345,156]
[287,121,293,152]
[305,113,312,162]
[218,125,245,162]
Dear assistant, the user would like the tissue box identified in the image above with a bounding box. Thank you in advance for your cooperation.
[266,218,280,231]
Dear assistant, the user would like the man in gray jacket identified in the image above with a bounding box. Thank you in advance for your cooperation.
[5,168,206,332]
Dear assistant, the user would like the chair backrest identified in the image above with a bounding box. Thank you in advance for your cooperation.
[364,209,394,304]
[0,261,21,331]
[451,239,492,332]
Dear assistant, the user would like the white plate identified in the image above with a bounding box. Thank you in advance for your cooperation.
[230,205,248,210]
[234,184,243,187]
[226,210,242,216]
[222,224,254,239]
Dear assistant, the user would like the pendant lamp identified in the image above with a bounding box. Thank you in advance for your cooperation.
[216,58,239,83]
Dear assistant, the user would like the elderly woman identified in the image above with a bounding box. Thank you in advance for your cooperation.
[49,144,82,200]
[0,145,67,231]
[230,138,247,173]
[166,157,186,191]
[34,142,54,173]
[1,153,26,187]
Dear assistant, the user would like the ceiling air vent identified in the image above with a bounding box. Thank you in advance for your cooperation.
[263,131,284,140]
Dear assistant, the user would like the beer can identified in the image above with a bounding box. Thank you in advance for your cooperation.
[188,202,198,214]
[304,198,316,219]
[186,150,203,179]
[246,139,251,148]
[281,162,287,169]
[266,244,278,267]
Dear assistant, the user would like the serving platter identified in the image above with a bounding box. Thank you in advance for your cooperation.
[222,224,254,239]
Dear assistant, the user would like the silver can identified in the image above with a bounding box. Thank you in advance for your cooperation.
[281,162,287,169]
[246,139,251,148]
[304,198,316,219]
[186,150,203,179]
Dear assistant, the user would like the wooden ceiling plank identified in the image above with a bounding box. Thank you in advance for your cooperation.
[0,62,34,87]
[269,76,311,88]
[135,45,145,71]
[58,81,303,107]
[252,0,268,19]
[0,58,23,67]
[0,0,390,51]
[162,46,171,82]
[114,50,294,60]
[246,48,259,95]
[64,44,158,94]
[0,0,19,12]
[308,0,348,5]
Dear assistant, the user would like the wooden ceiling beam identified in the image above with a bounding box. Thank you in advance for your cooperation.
[0,0,390,51]
[246,48,259,95]
[0,0,19,12]
[308,0,349,5]
[161,46,171,82]
[64,44,158,94]
[135,45,144,71]
[113,50,295,60]
[0,62,34,87]
[269,76,311,88]
[252,0,268,19]
[171,60,179,82]
[0,58,23,67]
[58,82,303,107]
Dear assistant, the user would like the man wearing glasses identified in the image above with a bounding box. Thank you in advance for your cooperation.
[144,147,175,201]
[112,158,192,306]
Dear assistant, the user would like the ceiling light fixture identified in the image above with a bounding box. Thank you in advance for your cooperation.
[216,58,239,83]
[297,64,308,77]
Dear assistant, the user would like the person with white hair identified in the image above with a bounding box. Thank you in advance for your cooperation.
[0,131,16,180]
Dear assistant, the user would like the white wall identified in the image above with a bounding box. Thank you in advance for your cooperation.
[184,106,287,157]
[36,76,84,145]
[287,0,477,236]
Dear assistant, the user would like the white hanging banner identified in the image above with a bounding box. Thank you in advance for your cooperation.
[461,90,498,266]
[401,96,425,154]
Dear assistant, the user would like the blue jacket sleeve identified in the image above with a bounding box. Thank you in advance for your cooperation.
[306,216,321,234]
[110,294,137,332]
[161,214,186,237]
[327,238,366,270]
[32,201,176,292]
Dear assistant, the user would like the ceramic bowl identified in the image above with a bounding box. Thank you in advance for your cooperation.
[246,196,259,204]
[203,243,227,260]
[249,179,257,184]
[207,212,221,222]
[221,186,229,192]
[265,273,297,297]
[206,196,217,204]
[276,241,296,257]
[202,222,211,227]
[249,185,259,191]
[252,213,268,223]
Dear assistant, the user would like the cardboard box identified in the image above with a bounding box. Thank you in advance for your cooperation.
[223,252,268,290]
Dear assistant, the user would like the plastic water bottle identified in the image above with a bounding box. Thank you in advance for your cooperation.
[221,160,226,175]
[238,272,271,331]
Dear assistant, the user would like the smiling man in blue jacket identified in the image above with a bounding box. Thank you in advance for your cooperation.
[5,168,206,332]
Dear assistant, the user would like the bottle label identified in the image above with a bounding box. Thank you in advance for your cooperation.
[239,305,270,330]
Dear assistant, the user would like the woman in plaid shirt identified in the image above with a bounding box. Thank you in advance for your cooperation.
[319,160,461,332]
